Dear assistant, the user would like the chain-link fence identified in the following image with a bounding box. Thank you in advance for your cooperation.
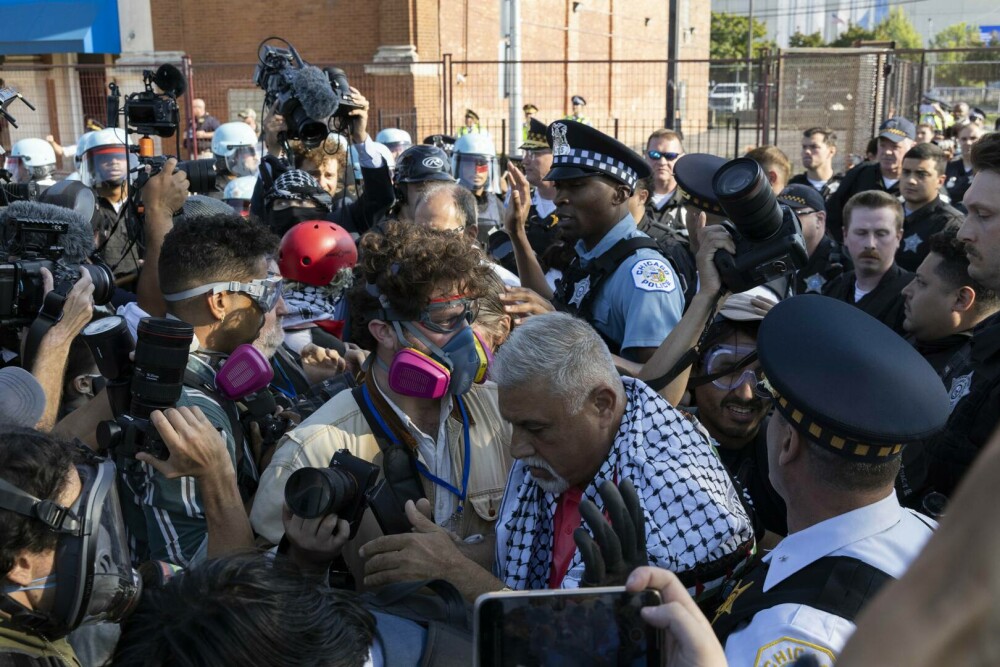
[3,47,999,174]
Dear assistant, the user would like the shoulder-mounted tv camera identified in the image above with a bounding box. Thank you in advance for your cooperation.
[253,37,363,148]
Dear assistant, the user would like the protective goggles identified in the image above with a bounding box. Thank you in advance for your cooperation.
[693,345,762,391]
[162,274,284,313]
[646,150,680,161]
[418,295,479,334]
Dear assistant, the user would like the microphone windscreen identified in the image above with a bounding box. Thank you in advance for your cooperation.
[0,199,95,264]
[293,65,338,121]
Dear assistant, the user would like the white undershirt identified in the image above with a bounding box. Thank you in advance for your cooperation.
[807,177,827,190]
[882,177,899,189]
[650,191,671,208]
[854,285,871,302]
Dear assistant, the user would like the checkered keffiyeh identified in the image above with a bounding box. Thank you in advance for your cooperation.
[266,169,325,204]
[281,271,353,329]
[495,377,755,591]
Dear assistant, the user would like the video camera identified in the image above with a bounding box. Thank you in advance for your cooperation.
[107,64,216,194]
[0,86,40,205]
[253,37,363,148]
[84,316,194,460]
[0,208,114,326]
[711,158,808,294]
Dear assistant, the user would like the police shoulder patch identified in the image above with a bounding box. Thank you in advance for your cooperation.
[753,637,835,667]
[631,259,676,293]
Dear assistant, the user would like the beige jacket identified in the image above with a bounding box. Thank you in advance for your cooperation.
[250,382,512,576]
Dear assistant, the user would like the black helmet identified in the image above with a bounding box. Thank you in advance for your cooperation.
[394,145,455,185]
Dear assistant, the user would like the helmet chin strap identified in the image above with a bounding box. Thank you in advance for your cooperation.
[391,320,453,371]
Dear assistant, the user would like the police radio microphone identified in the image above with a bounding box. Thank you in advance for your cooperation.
[294,65,339,122]
[0,200,96,264]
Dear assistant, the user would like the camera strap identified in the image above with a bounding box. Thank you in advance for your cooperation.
[21,291,67,372]
[352,384,426,508]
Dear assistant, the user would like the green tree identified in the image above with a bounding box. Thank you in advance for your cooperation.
[789,30,825,48]
[829,24,876,47]
[875,7,923,49]
[710,12,774,60]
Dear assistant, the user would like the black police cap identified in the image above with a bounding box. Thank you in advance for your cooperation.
[544,120,650,191]
[673,153,726,216]
[520,118,550,150]
[757,295,950,460]
[778,184,826,214]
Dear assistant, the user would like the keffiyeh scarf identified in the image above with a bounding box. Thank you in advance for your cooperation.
[495,377,754,591]
[281,271,354,329]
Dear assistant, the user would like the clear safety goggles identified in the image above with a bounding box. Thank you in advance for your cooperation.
[163,274,284,313]
[698,345,762,391]
[418,294,479,334]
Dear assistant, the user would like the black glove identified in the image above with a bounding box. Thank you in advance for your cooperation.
[573,479,647,586]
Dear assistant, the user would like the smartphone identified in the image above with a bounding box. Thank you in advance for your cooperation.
[474,586,663,667]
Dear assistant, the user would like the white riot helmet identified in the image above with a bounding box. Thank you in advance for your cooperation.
[375,128,412,159]
[452,133,500,194]
[78,128,131,189]
[4,138,57,184]
[223,175,258,217]
[212,122,259,177]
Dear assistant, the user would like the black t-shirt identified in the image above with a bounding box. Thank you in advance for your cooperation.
[715,416,788,537]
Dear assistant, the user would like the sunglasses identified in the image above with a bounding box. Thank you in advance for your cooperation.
[646,150,680,161]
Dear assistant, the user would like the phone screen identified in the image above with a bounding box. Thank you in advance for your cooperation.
[475,587,662,667]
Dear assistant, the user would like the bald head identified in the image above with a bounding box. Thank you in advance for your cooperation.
[414,183,478,240]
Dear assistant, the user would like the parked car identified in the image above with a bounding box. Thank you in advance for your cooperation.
[709,83,753,113]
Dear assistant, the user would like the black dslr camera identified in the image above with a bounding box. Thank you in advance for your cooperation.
[712,158,808,294]
[284,449,416,539]
[253,37,363,148]
[84,316,195,460]
[0,216,114,326]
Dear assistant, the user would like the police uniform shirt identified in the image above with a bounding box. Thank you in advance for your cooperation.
[722,492,935,667]
[825,162,900,243]
[896,197,964,273]
[794,235,851,295]
[573,213,684,354]
[945,159,973,210]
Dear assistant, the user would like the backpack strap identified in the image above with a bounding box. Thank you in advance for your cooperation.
[712,555,893,641]
[554,236,661,321]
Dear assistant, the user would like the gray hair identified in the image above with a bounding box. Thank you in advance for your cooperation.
[419,182,478,229]
[491,312,624,412]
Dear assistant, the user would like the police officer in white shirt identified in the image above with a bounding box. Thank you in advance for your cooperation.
[710,295,950,667]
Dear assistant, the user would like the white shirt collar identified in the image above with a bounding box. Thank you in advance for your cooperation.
[762,491,904,591]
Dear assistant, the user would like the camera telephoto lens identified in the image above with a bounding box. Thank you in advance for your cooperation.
[82,315,134,381]
[713,158,783,241]
[82,262,115,305]
[288,104,329,148]
[129,317,194,419]
[176,159,217,194]
[284,466,358,519]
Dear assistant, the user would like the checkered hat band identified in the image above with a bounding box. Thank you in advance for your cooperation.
[883,128,908,137]
[781,195,808,207]
[553,148,638,189]
[773,393,903,460]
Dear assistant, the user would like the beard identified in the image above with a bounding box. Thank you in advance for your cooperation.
[521,455,571,495]
[252,319,285,359]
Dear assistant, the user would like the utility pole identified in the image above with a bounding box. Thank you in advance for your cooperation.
[505,0,523,156]
[666,0,680,129]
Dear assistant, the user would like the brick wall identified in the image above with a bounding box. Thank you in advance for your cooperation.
[150,0,712,153]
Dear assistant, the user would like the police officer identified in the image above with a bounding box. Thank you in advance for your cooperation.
[488,117,561,276]
[452,132,504,242]
[3,137,57,190]
[711,295,949,666]
[826,117,917,243]
[777,184,851,294]
[210,121,260,200]
[521,103,538,142]
[457,109,483,137]
[565,95,591,125]
[547,120,683,362]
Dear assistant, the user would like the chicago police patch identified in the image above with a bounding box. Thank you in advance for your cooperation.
[753,637,835,667]
[631,259,676,293]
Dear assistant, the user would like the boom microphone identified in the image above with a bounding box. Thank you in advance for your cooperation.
[293,65,338,122]
[0,200,96,264]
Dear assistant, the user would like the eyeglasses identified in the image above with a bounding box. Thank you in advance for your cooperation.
[646,150,681,161]
[418,295,479,334]
[163,275,284,313]
[703,345,762,391]
[793,208,818,217]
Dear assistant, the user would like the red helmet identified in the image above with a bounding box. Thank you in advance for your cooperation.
[278,221,358,286]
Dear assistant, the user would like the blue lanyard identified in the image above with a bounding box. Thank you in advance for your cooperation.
[271,361,297,400]
[361,384,472,505]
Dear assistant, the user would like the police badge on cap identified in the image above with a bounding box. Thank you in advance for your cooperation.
[543,120,650,191]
